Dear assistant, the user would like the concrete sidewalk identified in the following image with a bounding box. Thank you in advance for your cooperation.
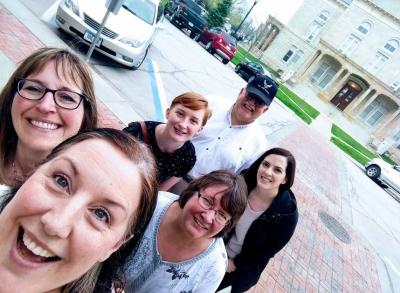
[0,1,385,292]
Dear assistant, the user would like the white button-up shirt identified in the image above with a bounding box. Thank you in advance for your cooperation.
[188,95,268,178]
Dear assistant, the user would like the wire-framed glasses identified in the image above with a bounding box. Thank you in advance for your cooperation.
[197,190,230,225]
[16,78,87,110]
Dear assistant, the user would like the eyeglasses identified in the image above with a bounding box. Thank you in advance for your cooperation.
[16,78,87,110]
[197,191,230,225]
[245,93,266,107]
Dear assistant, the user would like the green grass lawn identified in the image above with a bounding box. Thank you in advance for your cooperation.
[330,137,371,165]
[331,124,375,159]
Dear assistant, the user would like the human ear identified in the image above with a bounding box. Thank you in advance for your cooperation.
[262,106,269,113]
[165,108,171,120]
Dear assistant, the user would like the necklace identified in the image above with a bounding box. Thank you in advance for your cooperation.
[12,161,26,183]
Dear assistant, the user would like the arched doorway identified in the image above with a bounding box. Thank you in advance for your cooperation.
[331,80,362,111]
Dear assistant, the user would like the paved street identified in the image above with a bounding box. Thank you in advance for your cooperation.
[1,0,400,292]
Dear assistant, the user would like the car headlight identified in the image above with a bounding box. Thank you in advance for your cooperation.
[64,0,79,16]
[120,38,143,48]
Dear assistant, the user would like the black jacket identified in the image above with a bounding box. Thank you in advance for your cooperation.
[220,189,298,292]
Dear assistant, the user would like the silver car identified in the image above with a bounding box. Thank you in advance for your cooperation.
[56,0,164,69]
[365,158,400,193]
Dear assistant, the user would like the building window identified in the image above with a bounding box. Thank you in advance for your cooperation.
[304,10,329,41]
[318,10,329,23]
[282,49,294,62]
[359,99,388,126]
[384,39,399,53]
[304,21,322,41]
[365,52,388,74]
[282,46,303,65]
[357,21,372,35]
[340,34,361,55]
[310,62,336,88]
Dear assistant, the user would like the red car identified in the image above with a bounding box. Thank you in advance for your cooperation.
[198,27,237,64]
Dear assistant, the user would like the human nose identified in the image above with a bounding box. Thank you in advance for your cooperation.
[40,200,81,239]
[36,91,57,113]
[201,209,216,224]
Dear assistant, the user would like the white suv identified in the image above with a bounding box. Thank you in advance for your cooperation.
[365,158,400,193]
[56,0,164,69]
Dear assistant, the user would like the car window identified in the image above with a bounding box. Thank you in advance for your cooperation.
[222,32,237,46]
[156,1,164,22]
[182,0,202,14]
[123,0,156,25]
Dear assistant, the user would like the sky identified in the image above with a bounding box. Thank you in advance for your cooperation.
[247,0,304,25]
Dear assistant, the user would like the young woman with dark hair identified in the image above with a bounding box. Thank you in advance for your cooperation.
[218,148,299,293]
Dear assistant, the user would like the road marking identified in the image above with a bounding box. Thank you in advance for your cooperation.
[384,256,400,277]
[147,58,167,122]
[41,0,61,23]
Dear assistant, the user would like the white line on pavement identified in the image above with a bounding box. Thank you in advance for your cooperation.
[384,256,400,277]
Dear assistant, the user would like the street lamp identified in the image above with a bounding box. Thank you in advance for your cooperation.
[234,0,258,35]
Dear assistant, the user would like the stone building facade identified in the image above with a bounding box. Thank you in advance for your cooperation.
[257,0,400,160]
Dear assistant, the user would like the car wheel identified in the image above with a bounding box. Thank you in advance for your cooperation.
[222,58,229,64]
[366,164,381,179]
[234,65,241,73]
[127,47,149,70]
[205,41,214,54]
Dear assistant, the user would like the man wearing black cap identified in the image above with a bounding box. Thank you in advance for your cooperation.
[186,75,279,179]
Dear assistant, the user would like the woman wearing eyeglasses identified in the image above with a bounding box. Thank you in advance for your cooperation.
[217,148,299,293]
[0,47,97,187]
[123,170,247,292]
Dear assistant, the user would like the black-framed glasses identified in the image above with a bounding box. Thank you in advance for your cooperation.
[16,78,87,110]
[245,93,266,107]
[197,190,230,225]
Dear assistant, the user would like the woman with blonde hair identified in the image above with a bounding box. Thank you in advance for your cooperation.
[0,47,97,187]
[124,92,212,191]
[0,128,158,293]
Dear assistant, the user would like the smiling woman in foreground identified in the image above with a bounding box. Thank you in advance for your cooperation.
[0,128,157,293]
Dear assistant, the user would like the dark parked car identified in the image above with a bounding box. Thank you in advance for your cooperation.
[167,0,207,39]
[198,27,237,64]
[235,60,265,81]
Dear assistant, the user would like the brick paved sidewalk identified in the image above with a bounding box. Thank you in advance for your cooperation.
[248,126,381,293]
[0,4,383,292]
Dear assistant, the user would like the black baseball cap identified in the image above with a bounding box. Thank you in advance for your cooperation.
[246,75,278,106]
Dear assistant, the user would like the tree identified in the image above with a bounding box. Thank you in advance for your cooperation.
[206,0,233,28]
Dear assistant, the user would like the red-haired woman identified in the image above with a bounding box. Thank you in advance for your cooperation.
[124,92,211,191]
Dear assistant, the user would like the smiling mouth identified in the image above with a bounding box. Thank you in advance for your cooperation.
[28,119,59,130]
[243,103,255,113]
[17,227,61,263]
[193,216,208,230]
[174,126,187,135]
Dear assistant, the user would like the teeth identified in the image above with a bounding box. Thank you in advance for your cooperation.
[194,217,207,230]
[30,120,58,130]
[22,232,56,258]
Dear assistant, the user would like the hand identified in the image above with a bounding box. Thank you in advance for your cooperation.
[227,258,236,273]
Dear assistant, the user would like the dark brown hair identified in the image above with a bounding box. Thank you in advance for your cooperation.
[0,47,98,183]
[170,92,212,126]
[179,170,247,237]
[243,148,296,193]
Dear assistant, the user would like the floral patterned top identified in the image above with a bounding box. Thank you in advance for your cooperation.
[123,192,228,293]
